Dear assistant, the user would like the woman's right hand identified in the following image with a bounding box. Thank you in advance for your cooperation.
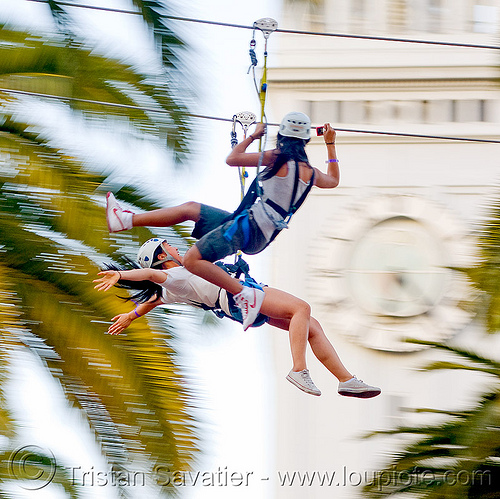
[93,271,120,292]
[251,122,267,140]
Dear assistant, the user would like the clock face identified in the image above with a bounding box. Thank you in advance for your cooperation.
[348,217,446,318]
[308,195,477,352]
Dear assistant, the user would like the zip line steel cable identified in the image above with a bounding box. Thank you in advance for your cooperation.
[24,0,500,51]
[1,87,500,144]
[17,1,500,146]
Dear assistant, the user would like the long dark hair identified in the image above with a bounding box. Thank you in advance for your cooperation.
[261,133,310,180]
[103,259,162,304]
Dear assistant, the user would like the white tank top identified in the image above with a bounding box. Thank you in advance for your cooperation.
[158,267,230,315]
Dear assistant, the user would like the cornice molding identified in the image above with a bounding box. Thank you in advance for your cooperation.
[267,66,500,92]
[268,78,500,92]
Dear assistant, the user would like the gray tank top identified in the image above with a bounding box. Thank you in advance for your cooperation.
[250,160,312,240]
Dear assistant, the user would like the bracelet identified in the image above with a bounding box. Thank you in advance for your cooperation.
[326,158,339,163]
[326,142,335,145]
[133,307,141,318]
[117,271,122,280]
[249,134,255,141]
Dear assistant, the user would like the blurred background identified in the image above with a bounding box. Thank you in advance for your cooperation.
[1,1,500,498]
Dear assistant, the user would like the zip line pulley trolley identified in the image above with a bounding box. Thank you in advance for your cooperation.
[229,18,277,263]
[231,17,278,198]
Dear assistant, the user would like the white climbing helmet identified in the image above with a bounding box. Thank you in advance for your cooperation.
[137,238,165,268]
[279,111,311,140]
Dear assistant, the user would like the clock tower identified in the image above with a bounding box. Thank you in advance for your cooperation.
[263,1,500,498]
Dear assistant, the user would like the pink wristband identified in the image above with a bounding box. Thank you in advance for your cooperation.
[133,308,141,318]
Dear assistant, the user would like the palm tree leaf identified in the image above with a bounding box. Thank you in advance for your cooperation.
[0,24,192,162]
[0,267,19,439]
[424,360,500,377]
[130,0,185,70]
[0,447,80,498]
[408,339,500,370]
[46,0,72,28]
[0,13,200,494]
[365,359,500,497]
[0,222,198,473]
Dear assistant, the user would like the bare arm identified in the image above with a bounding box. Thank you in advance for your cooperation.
[226,123,279,167]
[93,268,167,335]
[313,123,340,189]
[107,298,162,335]
[93,268,167,292]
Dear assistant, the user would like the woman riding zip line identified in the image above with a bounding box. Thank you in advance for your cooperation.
[106,112,340,331]
[94,238,380,398]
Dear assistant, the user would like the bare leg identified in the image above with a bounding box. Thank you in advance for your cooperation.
[268,312,352,382]
[183,246,245,295]
[307,318,352,382]
[259,288,312,372]
[132,201,201,228]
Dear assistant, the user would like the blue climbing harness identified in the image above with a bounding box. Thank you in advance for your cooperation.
[210,256,268,328]
[223,160,315,251]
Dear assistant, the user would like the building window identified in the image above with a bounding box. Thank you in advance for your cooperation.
[308,99,492,125]
[424,99,453,122]
[388,0,408,31]
[427,0,444,32]
[473,4,498,33]
[350,0,368,32]
[339,101,367,123]
[310,101,340,124]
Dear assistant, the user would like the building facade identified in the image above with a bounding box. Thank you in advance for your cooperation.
[265,1,500,497]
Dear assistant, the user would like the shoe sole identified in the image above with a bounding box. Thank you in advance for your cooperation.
[338,389,381,399]
[286,375,321,396]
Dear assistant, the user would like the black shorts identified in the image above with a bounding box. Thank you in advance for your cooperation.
[192,204,268,262]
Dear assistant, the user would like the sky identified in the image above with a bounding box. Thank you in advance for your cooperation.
[0,0,283,498]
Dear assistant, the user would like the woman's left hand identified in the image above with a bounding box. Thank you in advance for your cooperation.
[93,271,120,292]
[323,123,336,144]
[108,314,132,335]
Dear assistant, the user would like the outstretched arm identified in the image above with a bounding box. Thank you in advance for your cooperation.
[314,123,340,189]
[93,268,167,292]
[108,299,161,335]
[226,123,278,167]
[93,268,166,334]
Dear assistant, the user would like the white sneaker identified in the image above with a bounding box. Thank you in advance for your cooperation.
[233,286,265,331]
[338,376,381,399]
[106,192,134,233]
[286,369,321,396]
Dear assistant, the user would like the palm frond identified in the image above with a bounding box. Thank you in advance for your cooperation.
[0,447,80,498]
[408,339,500,371]
[131,0,185,71]
[0,188,198,472]
[46,0,72,29]
[0,24,192,162]
[0,15,199,495]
